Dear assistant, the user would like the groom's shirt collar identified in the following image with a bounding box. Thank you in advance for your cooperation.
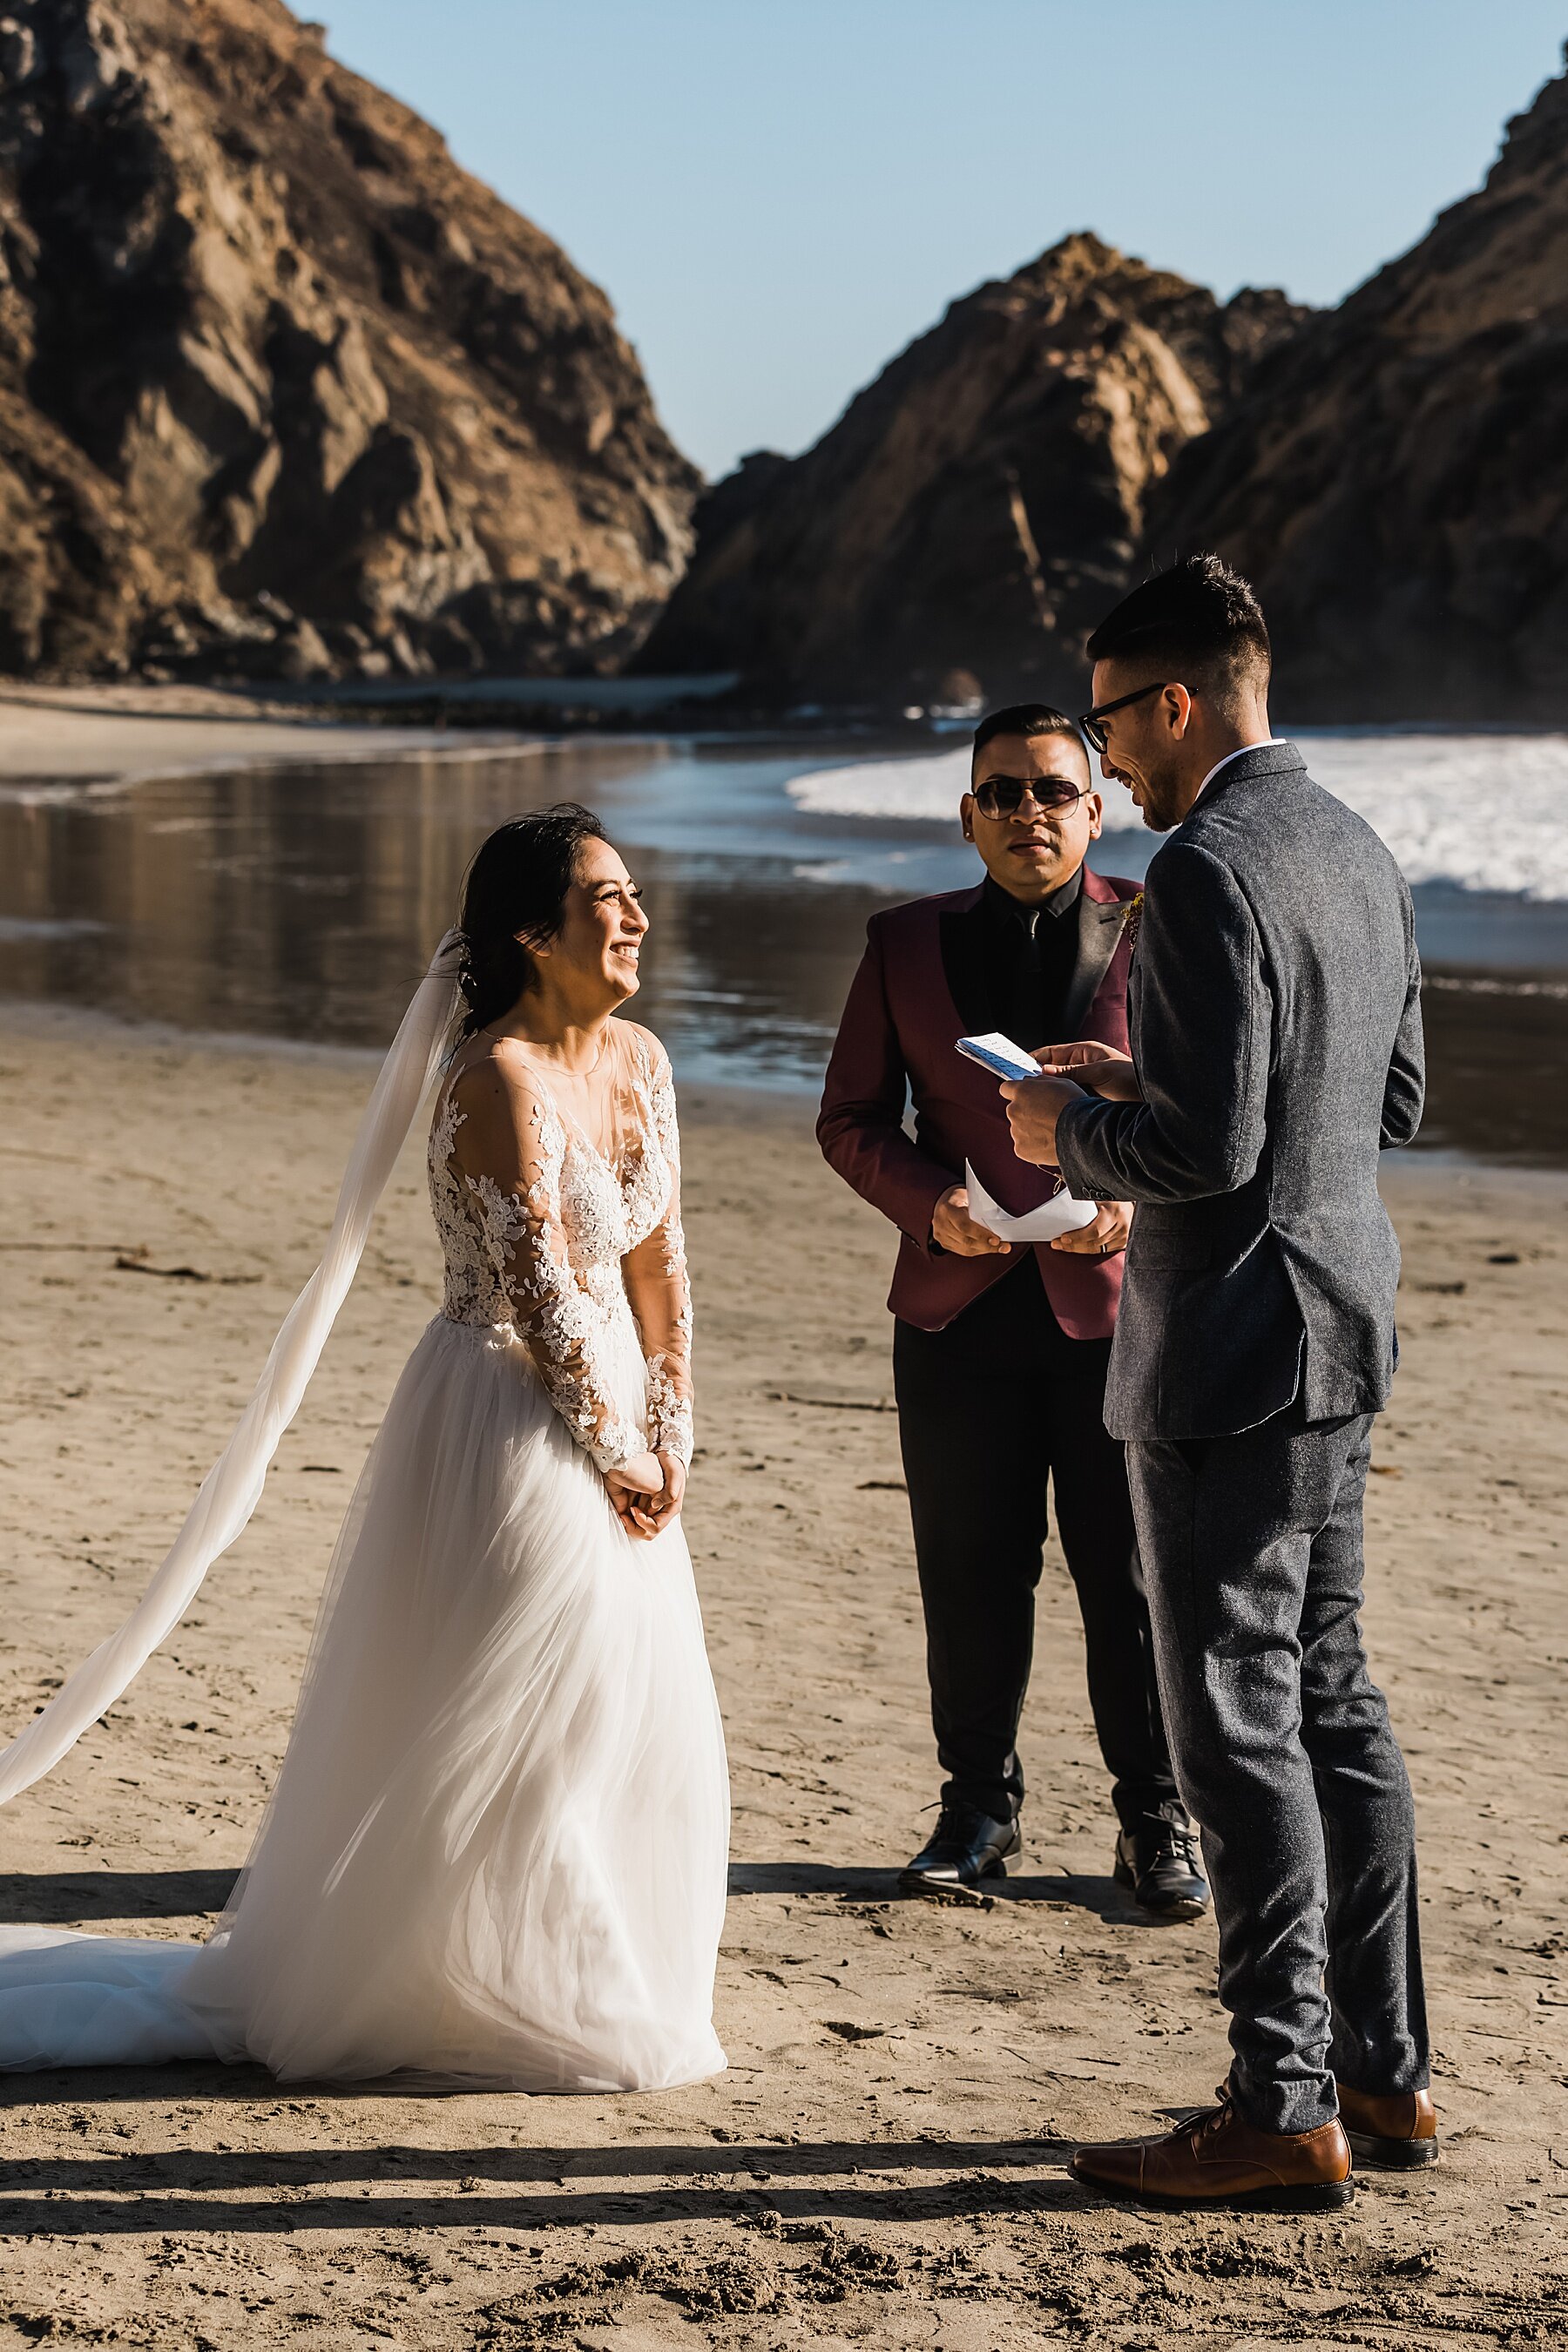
[1195,740,1281,801]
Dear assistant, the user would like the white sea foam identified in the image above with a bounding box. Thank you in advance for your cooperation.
[786,733,1568,902]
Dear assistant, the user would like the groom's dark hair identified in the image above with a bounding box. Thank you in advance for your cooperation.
[1086,554,1271,708]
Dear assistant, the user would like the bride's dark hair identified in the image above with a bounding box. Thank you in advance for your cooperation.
[456,804,612,1039]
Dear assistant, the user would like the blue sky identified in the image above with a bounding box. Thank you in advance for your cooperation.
[317,1,1567,482]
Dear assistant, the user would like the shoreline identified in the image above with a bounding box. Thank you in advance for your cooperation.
[0,679,540,800]
[6,990,1568,1175]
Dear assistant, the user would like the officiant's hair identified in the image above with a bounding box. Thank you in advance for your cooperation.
[456,804,612,1037]
[970,703,1091,774]
[1086,554,1271,708]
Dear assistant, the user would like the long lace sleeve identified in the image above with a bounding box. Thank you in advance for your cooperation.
[623,1044,694,1468]
[457,1080,644,1474]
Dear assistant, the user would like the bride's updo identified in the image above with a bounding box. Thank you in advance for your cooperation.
[456,804,612,1038]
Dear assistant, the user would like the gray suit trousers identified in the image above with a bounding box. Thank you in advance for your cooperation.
[1126,1404,1429,2135]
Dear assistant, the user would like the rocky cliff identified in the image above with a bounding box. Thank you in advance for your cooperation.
[637,235,1306,706]
[1146,51,1568,719]
[0,0,698,679]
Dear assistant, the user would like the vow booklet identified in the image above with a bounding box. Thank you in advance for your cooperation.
[955,1031,1042,1082]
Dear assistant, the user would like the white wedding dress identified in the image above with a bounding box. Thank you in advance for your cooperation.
[0,979,729,2091]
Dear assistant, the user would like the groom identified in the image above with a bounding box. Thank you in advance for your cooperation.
[1003,556,1433,2207]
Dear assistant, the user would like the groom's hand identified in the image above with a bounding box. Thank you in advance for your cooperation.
[931,1183,1013,1257]
[1031,1042,1142,1102]
[999,1073,1083,1166]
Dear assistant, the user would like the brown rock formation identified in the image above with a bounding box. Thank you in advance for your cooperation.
[0,0,698,679]
[636,234,1306,705]
[1147,51,1568,718]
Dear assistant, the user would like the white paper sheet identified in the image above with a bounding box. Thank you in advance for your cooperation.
[963,1159,1098,1243]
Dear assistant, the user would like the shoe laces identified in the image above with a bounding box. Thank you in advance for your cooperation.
[1152,1821,1201,1870]
[935,1801,1003,1839]
[1186,2086,1233,2145]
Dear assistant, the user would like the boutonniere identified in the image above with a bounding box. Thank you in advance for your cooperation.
[1122,892,1145,956]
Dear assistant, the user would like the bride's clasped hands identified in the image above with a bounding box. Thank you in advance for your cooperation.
[606,1450,686,1538]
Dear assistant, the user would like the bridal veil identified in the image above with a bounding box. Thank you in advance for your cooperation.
[0,930,465,1808]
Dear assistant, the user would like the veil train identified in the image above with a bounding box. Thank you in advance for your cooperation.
[0,932,464,1809]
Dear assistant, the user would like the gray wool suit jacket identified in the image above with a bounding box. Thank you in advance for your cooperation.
[1055,741,1424,1442]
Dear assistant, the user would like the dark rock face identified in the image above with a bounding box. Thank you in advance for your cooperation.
[637,234,1306,706]
[0,0,698,679]
[1147,51,1568,718]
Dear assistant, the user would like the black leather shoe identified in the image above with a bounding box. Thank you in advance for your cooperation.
[1114,1811,1209,1920]
[900,1805,1021,1893]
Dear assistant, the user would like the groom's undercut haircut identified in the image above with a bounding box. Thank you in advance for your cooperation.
[970,703,1091,775]
[1085,553,1271,714]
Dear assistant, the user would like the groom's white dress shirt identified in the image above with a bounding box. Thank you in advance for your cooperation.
[1195,740,1280,801]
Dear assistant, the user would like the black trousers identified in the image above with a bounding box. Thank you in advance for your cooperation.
[893,1254,1178,1833]
[1127,1404,1429,2135]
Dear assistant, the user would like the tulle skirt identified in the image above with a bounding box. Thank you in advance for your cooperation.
[0,1313,730,2090]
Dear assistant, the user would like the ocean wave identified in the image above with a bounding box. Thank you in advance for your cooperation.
[786,733,1568,902]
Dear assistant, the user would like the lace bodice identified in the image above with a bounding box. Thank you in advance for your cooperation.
[428,1023,693,1475]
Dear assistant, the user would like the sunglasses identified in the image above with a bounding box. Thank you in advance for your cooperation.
[971,775,1093,821]
[1078,681,1172,755]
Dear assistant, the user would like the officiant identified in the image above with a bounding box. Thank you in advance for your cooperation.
[817,705,1206,1916]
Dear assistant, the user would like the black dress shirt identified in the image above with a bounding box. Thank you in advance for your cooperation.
[980,867,1084,1049]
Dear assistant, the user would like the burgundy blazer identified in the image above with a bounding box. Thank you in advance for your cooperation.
[817,866,1139,1335]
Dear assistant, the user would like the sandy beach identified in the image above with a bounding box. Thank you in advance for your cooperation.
[0,684,530,797]
[3,0,1565,2331]
[0,1006,1563,2350]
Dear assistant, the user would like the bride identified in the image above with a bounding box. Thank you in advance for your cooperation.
[0,805,730,2090]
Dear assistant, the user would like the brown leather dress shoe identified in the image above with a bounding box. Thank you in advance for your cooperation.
[1336,2083,1439,2168]
[1071,2093,1354,2211]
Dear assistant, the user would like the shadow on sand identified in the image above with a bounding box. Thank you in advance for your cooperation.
[0,1860,1175,1939]
[0,1870,239,1925]
[727,1859,1168,1927]
[0,2126,1087,2235]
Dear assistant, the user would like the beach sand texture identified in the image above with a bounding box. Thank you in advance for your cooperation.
[0,1016,1563,2348]
[0,685,528,794]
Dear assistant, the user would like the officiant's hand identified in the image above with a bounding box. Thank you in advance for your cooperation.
[1031,1042,1143,1102]
[1050,1200,1132,1256]
[605,1451,667,1540]
[932,1183,1014,1257]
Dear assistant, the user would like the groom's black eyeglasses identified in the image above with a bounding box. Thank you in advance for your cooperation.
[971,775,1092,821]
[1078,680,1171,754]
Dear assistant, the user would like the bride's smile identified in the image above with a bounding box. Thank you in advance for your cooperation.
[524,838,651,1021]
